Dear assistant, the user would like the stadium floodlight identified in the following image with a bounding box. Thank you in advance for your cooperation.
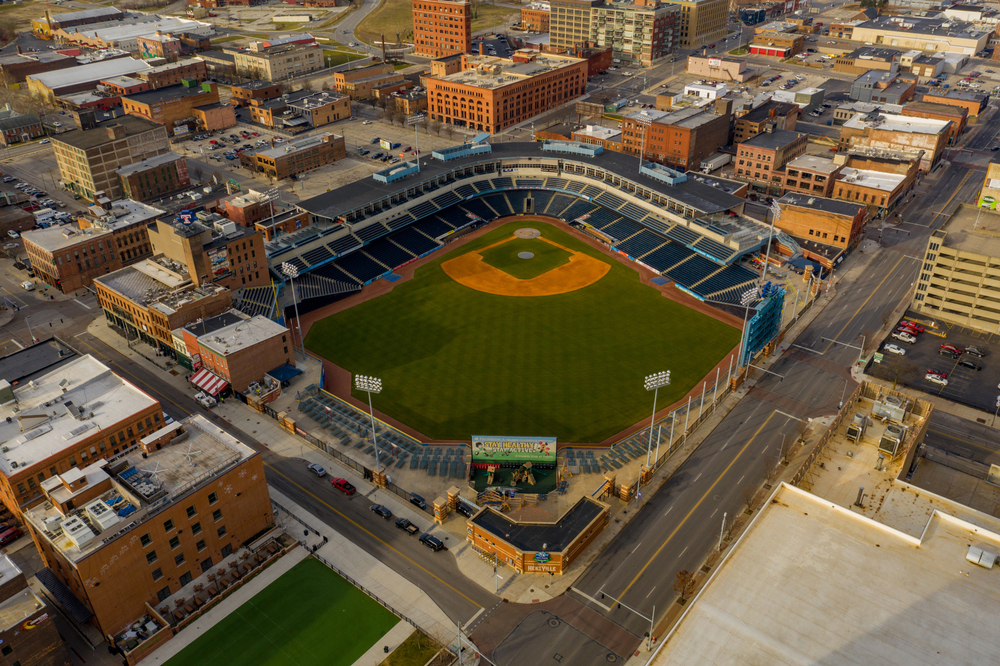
[737,287,760,370]
[355,375,383,471]
[762,201,781,282]
[281,262,303,355]
[644,371,671,466]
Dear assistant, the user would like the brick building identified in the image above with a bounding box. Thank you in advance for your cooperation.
[467,497,609,574]
[391,90,428,115]
[849,69,917,105]
[122,80,222,137]
[0,556,72,666]
[229,80,282,107]
[413,0,472,58]
[776,192,867,250]
[620,102,730,171]
[232,43,323,82]
[191,315,293,393]
[193,102,237,132]
[23,413,273,643]
[832,46,899,76]
[333,64,403,99]
[426,52,587,133]
[145,213,269,291]
[571,124,623,150]
[193,50,236,80]
[249,133,347,180]
[0,50,77,83]
[222,191,309,240]
[100,75,151,96]
[832,166,912,220]
[900,100,966,145]
[521,1,550,31]
[735,128,807,193]
[52,114,170,203]
[781,154,842,197]
[550,0,680,68]
[839,111,951,171]
[921,89,988,117]
[0,354,163,520]
[286,90,351,127]
[95,256,233,354]
[685,54,753,82]
[135,59,208,89]
[733,100,798,143]
[0,114,45,146]
[749,31,805,57]
[31,7,124,38]
[137,32,183,62]
[115,152,191,202]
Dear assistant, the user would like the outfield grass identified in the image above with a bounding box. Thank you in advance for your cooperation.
[164,558,398,666]
[480,237,571,280]
[306,222,740,443]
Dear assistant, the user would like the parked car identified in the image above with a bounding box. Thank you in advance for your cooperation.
[900,320,925,332]
[958,359,982,371]
[883,344,906,356]
[925,373,948,387]
[370,137,381,144]
[370,504,392,519]
[409,493,427,510]
[892,331,916,344]
[331,478,356,495]
[926,369,947,379]
[939,348,960,359]
[395,518,419,535]
[307,463,327,477]
[419,534,444,551]
[455,502,475,518]
[966,345,987,357]
[0,529,21,547]
[940,344,962,355]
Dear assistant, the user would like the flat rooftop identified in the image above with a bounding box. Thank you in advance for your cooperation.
[433,53,584,90]
[0,588,47,633]
[22,226,112,253]
[0,338,78,387]
[85,199,165,229]
[95,257,190,303]
[856,14,989,39]
[779,192,864,216]
[837,101,902,114]
[471,497,606,552]
[124,81,212,106]
[940,204,1000,258]
[784,154,840,174]
[115,152,184,177]
[257,133,334,160]
[0,355,158,477]
[574,125,620,141]
[29,57,150,90]
[741,129,803,151]
[49,6,123,23]
[23,414,255,563]
[837,167,906,192]
[181,309,248,339]
[53,115,163,151]
[843,111,950,135]
[197,315,287,357]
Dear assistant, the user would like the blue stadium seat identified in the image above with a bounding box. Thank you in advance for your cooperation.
[617,229,666,258]
[602,217,645,242]
[595,192,627,210]
[414,216,456,238]
[562,200,599,221]
[408,201,438,220]
[335,251,389,283]
[563,181,586,192]
[697,264,759,297]
[583,207,621,229]
[327,235,361,256]
[667,225,701,247]
[355,223,390,243]
[545,194,578,217]
[481,193,514,216]
[364,240,414,270]
[529,191,554,214]
[301,246,332,266]
[391,227,442,256]
[693,237,735,263]
[462,198,500,220]
[666,255,721,290]
[641,241,696,273]
[544,177,569,189]
[619,202,648,222]
[315,261,362,285]
[506,191,530,215]
[454,183,477,199]
[432,191,461,209]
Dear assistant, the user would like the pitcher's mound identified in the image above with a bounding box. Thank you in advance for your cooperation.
[518,252,535,259]
[514,228,541,238]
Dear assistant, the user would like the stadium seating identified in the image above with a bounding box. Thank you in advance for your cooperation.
[408,201,438,220]
[641,241,696,273]
[667,225,701,246]
[482,193,514,216]
[582,207,620,229]
[529,191,555,214]
[327,235,361,256]
[561,200,600,221]
[392,227,442,256]
[301,245,332,267]
[364,240,414,270]
[336,251,389,283]
[596,192,628,210]
[617,229,666,259]
[454,183,478,199]
[432,191,461,209]
[314,261,362,285]
[694,263,758,297]
[544,177,569,189]
[355,222,390,243]
[460,198,498,220]
[693,237,735,263]
[581,185,603,198]
[641,216,673,236]
[601,217,645,242]
[506,191,531,215]
[666,255,721,288]
[619,202,648,222]
[491,177,514,190]
[517,179,544,187]
[545,194,578,217]
[413,216,455,239]
[563,181,586,192]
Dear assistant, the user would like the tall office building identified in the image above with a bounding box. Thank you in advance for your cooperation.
[661,0,727,49]
[413,0,472,58]
[550,0,680,67]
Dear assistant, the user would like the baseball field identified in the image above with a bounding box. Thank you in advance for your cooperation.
[305,221,740,443]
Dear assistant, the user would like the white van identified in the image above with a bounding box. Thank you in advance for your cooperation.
[194,392,216,408]
[21,281,34,291]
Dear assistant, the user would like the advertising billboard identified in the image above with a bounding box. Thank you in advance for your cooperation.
[208,246,231,280]
[471,436,557,464]
[380,138,392,151]
[708,58,722,67]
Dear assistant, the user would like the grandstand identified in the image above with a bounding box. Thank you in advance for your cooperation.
[284,142,769,303]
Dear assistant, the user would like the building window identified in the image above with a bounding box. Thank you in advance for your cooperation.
[169,536,181,550]
[175,553,186,566]
[221,543,234,557]
[217,525,227,538]
[196,539,206,551]
[213,509,222,522]
[147,551,158,565]
[186,505,197,518]
[178,571,193,586]
[141,533,152,547]
[157,586,171,602]
[191,521,202,536]
[164,519,174,532]
[208,492,219,504]
[152,567,163,581]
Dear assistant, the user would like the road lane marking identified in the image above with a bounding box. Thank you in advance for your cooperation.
[662,506,672,517]
[630,542,642,554]
[822,255,906,354]
[570,587,612,612]
[646,586,656,599]
[613,411,777,601]
[928,428,1000,456]
[73,298,91,310]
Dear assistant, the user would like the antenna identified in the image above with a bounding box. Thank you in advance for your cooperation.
[141,461,163,483]
[181,442,202,466]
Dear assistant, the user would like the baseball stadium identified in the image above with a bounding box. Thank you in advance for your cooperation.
[273,139,786,482]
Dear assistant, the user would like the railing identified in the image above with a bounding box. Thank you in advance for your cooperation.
[272,498,453,655]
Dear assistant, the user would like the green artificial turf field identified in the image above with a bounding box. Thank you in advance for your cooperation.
[306,221,741,443]
[479,237,572,279]
[164,558,398,666]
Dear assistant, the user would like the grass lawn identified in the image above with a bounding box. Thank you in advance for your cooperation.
[356,0,414,46]
[380,631,444,666]
[306,221,740,443]
[323,49,367,67]
[471,4,518,32]
[480,237,571,279]
[165,558,398,666]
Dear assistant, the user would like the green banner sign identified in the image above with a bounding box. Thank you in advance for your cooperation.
[471,436,557,464]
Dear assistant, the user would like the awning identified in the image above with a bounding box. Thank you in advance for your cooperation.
[190,368,229,396]
[265,363,302,384]
[36,568,93,623]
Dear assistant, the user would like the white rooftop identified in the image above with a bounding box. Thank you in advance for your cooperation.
[198,315,288,357]
[69,17,212,45]
[838,166,907,192]
[573,125,620,141]
[652,483,1000,666]
[843,111,950,134]
[0,356,158,476]
[86,199,165,229]
[29,57,150,90]
[22,226,112,253]
[785,154,840,174]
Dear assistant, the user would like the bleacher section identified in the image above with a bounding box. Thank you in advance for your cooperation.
[582,207,620,229]
[667,225,701,246]
[432,191,461,209]
[696,264,758,299]
[454,183,478,199]
[354,222,390,243]
[506,191,531,215]
[365,241,414,270]
[490,177,514,190]
[562,200,599,221]
[392,227,442,256]
[314,261,362,285]
[666,255,722,290]
[602,217,644,243]
[232,285,277,319]
[414,216,456,238]
[408,201,439,220]
[693,237,735,263]
[300,245,332,267]
[617,229,666,259]
[640,241,695,273]
[328,235,361,256]
[529,191,555,214]
[595,192,628,210]
[336,251,388,283]
[544,177,568,189]
[545,194,577,217]
[482,193,514,217]
[462,198,499,220]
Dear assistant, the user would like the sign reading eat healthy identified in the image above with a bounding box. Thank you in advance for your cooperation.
[471,436,557,464]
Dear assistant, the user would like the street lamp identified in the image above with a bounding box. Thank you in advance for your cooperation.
[355,374,383,471]
[280,262,303,356]
[24,314,36,343]
[644,371,671,466]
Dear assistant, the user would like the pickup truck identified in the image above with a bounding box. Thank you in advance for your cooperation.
[395,518,419,535]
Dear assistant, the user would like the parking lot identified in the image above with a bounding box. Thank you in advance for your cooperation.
[867,313,1000,414]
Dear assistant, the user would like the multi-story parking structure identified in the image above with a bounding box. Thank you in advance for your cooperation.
[285,140,772,305]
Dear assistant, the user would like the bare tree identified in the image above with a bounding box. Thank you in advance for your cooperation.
[880,353,915,390]
[427,119,440,135]
[742,484,757,514]
[763,452,780,487]
[443,123,455,140]
[861,329,879,357]
[673,570,696,603]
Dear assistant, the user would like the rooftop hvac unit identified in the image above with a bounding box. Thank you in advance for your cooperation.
[967,545,997,569]
[879,423,906,456]
[61,515,96,549]
[85,499,120,531]
[43,515,62,534]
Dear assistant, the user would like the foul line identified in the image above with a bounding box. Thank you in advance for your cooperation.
[612,411,777,602]
[821,254,905,354]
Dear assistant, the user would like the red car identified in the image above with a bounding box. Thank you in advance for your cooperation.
[940,344,962,354]
[926,369,947,379]
[897,325,919,335]
[901,320,925,332]
[0,528,20,547]
[331,478,356,495]
[251,132,260,136]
